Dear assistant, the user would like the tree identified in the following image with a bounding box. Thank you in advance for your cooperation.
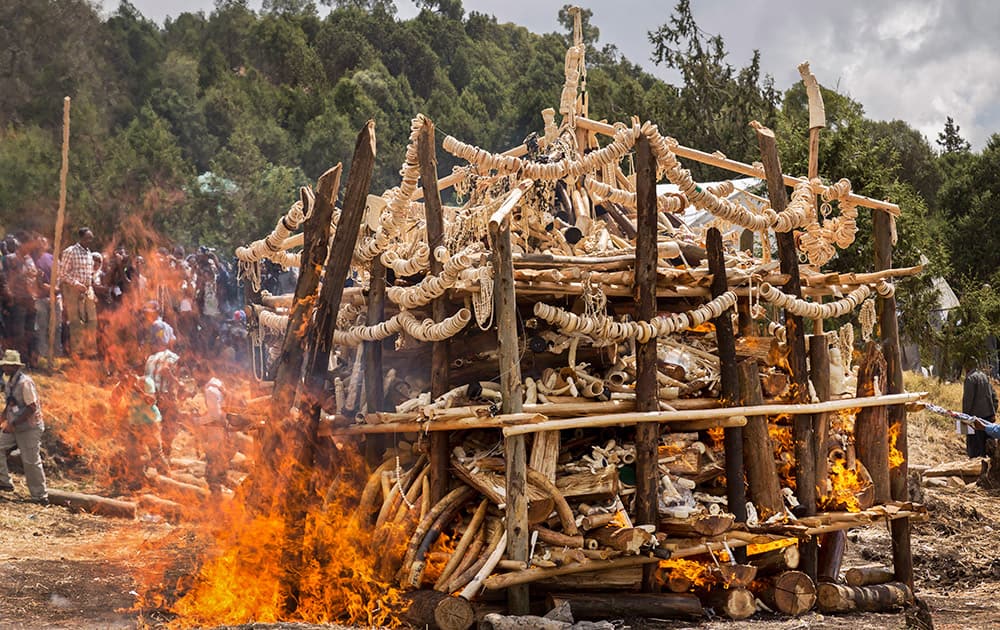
[648,0,778,174]
[937,116,971,154]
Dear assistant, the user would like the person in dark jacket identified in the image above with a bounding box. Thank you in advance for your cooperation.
[962,359,998,458]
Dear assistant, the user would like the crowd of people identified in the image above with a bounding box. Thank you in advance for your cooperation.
[0,227,249,369]
[0,226,279,500]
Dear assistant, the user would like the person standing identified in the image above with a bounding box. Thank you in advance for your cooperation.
[0,350,48,504]
[145,339,181,460]
[962,359,997,458]
[111,372,168,489]
[58,227,96,358]
[33,236,60,362]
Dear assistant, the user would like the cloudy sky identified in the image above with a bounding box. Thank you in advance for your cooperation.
[100,0,997,149]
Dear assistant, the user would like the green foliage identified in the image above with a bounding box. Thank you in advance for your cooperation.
[937,116,971,154]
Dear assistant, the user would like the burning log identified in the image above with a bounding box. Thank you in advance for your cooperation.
[549,592,704,620]
[47,489,136,519]
[855,341,891,505]
[844,565,896,587]
[816,581,913,613]
[755,570,816,616]
[400,590,475,630]
[703,587,756,620]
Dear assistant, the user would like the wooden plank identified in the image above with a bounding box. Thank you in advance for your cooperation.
[635,133,660,592]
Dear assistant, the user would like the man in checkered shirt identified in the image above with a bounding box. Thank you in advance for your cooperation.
[58,227,97,357]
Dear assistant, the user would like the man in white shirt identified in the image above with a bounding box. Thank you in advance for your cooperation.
[0,350,48,504]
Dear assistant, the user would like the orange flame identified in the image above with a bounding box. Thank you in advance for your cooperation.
[768,421,795,489]
[888,423,905,469]
[657,558,712,590]
[820,458,868,512]
[144,451,407,627]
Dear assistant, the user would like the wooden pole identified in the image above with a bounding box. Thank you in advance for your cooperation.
[282,122,375,614]
[707,227,746,561]
[491,212,528,613]
[756,123,817,581]
[738,359,784,519]
[549,592,703,620]
[49,96,71,364]
[855,341,891,506]
[873,211,913,589]
[810,333,844,585]
[800,61,827,333]
[419,118,452,504]
[271,169,341,418]
[364,256,386,465]
[635,133,660,592]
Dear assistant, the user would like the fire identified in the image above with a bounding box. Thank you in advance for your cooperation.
[706,426,725,450]
[143,450,406,627]
[888,422,905,469]
[421,532,456,585]
[820,458,868,512]
[769,420,795,488]
[744,538,797,556]
[657,558,712,590]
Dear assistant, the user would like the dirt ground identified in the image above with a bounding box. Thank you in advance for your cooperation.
[2,373,999,629]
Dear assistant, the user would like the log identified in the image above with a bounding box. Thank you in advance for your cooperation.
[924,458,986,479]
[491,197,528,613]
[483,556,661,591]
[47,489,136,519]
[363,256,386,465]
[855,341,891,505]
[816,581,913,613]
[549,592,704,620]
[149,473,209,503]
[844,565,896,587]
[749,544,800,574]
[738,359,784,520]
[710,564,758,589]
[817,530,846,583]
[635,133,660,592]
[810,334,832,496]
[704,587,756,620]
[137,494,186,521]
[537,566,641,591]
[757,570,816,616]
[401,589,475,630]
[708,227,746,562]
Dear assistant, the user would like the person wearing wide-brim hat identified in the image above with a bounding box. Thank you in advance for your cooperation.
[0,349,48,504]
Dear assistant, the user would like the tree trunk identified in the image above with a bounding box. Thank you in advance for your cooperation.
[738,359,784,519]
[703,587,756,620]
[756,570,816,616]
[401,589,475,630]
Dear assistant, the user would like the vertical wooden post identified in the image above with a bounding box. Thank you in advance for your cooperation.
[491,215,528,613]
[280,122,376,614]
[635,133,660,591]
[811,334,843,583]
[855,341,891,505]
[739,359,784,519]
[756,123,817,581]
[419,118,452,504]
[49,96,71,364]
[707,228,746,561]
[364,257,386,465]
[271,170,342,418]
[873,211,913,588]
